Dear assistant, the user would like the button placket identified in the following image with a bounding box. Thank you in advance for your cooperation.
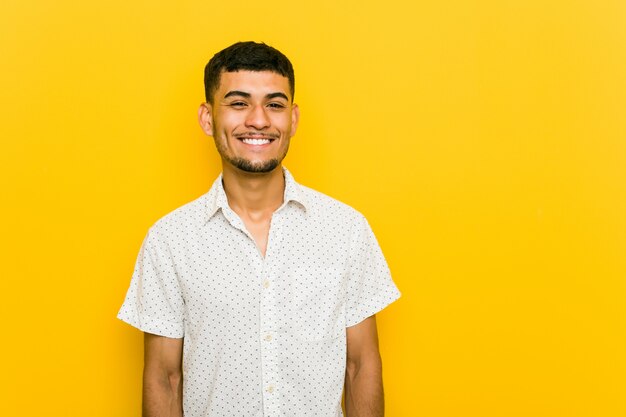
[261,211,286,417]
[260,256,279,417]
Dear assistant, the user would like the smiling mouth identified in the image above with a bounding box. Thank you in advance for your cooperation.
[235,133,279,146]
[241,138,272,145]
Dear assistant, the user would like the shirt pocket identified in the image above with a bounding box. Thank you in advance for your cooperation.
[291,267,345,341]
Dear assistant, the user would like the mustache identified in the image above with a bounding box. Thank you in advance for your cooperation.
[234,131,280,140]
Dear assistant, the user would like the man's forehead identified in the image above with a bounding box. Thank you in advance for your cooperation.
[217,70,291,96]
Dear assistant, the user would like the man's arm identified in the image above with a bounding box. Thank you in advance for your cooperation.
[344,315,384,417]
[143,333,184,417]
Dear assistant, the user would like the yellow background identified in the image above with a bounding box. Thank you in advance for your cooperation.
[2,1,625,416]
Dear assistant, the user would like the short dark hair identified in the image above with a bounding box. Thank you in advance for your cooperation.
[204,41,295,104]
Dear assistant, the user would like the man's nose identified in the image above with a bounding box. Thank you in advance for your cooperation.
[245,105,271,129]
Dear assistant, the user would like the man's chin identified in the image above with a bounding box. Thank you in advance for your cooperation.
[230,157,281,174]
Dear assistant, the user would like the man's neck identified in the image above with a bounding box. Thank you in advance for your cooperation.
[221,164,285,220]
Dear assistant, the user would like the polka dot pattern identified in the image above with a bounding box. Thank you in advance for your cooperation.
[118,168,400,417]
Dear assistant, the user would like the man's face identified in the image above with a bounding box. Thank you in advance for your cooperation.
[199,70,299,174]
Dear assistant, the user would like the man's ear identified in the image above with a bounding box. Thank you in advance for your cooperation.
[290,103,300,137]
[198,102,213,136]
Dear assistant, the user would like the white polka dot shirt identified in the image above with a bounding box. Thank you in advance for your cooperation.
[118,168,400,417]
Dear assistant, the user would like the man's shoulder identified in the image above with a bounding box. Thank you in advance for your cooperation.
[298,183,366,223]
[147,192,210,238]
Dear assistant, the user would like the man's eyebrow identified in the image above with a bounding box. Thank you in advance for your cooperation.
[266,92,289,101]
[224,90,251,99]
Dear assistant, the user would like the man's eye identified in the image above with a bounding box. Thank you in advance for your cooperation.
[230,102,247,108]
[267,102,286,109]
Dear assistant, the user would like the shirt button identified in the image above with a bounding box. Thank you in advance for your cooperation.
[264,334,272,341]
[266,385,275,393]
[263,280,270,288]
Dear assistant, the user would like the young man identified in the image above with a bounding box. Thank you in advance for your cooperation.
[118,41,400,417]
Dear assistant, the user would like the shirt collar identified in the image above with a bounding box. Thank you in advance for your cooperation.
[205,167,308,222]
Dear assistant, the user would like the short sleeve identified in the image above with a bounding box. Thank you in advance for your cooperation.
[345,216,401,327]
[117,229,185,338]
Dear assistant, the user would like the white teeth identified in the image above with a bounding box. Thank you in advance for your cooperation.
[241,138,271,145]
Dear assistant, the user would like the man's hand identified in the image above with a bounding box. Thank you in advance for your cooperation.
[143,333,184,417]
[344,315,384,417]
